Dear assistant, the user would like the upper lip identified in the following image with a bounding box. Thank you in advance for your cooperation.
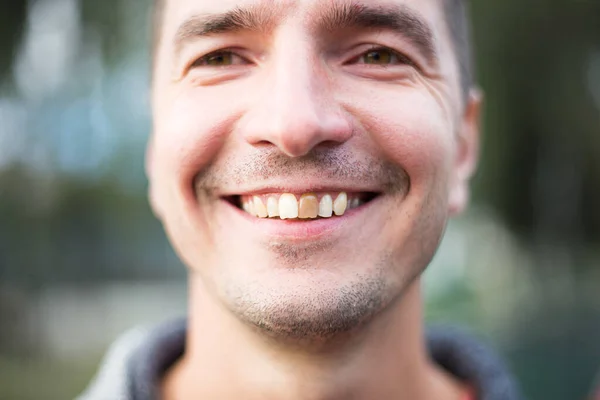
[216,181,384,197]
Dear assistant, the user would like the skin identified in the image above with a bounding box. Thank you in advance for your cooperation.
[147,0,482,398]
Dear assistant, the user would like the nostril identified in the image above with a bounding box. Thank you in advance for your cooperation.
[241,110,352,158]
[253,140,276,148]
[318,140,348,149]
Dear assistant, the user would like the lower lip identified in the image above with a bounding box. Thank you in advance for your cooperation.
[221,197,381,240]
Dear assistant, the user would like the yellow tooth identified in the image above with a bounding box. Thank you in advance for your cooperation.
[318,194,333,217]
[253,196,268,218]
[333,192,347,216]
[279,194,299,219]
[267,196,279,217]
[244,198,255,215]
[299,193,318,218]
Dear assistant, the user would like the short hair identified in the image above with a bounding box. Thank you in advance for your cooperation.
[443,0,475,100]
[152,0,474,97]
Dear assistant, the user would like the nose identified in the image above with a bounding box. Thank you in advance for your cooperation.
[239,48,353,157]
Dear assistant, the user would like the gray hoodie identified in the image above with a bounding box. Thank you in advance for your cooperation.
[78,318,522,400]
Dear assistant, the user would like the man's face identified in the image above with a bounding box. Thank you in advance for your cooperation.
[148,0,479,339]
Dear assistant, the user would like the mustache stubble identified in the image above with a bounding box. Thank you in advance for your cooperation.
[194,146,410,196]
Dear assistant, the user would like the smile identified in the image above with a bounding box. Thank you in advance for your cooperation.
[217,185,386,240]
[233,192,379,220]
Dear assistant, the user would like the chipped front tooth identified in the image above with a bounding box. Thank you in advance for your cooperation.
[318,194,333,217]
[299,193,318,219]
[253,196,268,218]
[267,196,279,217]
[333,192,348,216]
[279,194,299,219]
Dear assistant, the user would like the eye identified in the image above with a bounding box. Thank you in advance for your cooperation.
[353,47,414,67]
[191,51,248,68]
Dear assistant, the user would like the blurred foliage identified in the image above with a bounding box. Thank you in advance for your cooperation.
[470,0,600,243]
[0,2,26,83]
[0,164,173,287]
[0,355,99,399]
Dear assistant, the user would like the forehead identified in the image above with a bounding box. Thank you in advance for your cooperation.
[160,0,448,37]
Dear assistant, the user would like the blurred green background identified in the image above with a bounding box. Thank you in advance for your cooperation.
[0,0,599,399]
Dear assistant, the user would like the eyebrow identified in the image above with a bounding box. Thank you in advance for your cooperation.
[173,2,438,66]
[314,3,438,66]
[173,4,283,56]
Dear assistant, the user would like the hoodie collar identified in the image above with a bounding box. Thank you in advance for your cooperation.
[123,318,521,400]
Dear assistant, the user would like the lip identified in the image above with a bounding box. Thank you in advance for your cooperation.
[216,181,385,198]
[220,194,383,241]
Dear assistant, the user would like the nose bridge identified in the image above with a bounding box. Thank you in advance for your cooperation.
[242,33,352,157]
[270,39,323,120]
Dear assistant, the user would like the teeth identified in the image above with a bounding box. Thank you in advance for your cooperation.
[318,194,333,218]
[240,191,363,220]
[253,196,268,218]
[244,199,255,215]
[279,193,299,219]
[267,196,279,217]
[333,192,348,216]
[299,194,318,219]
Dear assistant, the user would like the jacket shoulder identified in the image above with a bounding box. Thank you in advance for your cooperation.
[76,326,151,400]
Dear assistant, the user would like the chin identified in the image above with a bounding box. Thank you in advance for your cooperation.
[215,254,407,343]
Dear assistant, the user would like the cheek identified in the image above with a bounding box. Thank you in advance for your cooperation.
[352,89,454,272]
[351,88,454,190]
[149,88,242,268]
[151,88,244,199]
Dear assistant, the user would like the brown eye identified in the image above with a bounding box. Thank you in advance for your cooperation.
[206,52,233,66]
[361,48,398,65]
[192,51,247,68]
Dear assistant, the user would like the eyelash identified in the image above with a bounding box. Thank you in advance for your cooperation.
[189,46,418,70]
[350,45,418,68]
[190,49,249,68]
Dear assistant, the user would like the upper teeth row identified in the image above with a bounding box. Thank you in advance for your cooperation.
[241,192,362,219]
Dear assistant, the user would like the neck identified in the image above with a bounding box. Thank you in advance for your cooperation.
[162,276,466,400]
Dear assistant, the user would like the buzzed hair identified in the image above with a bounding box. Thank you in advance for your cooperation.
[443,0,475,99]
[151,0,474,96]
